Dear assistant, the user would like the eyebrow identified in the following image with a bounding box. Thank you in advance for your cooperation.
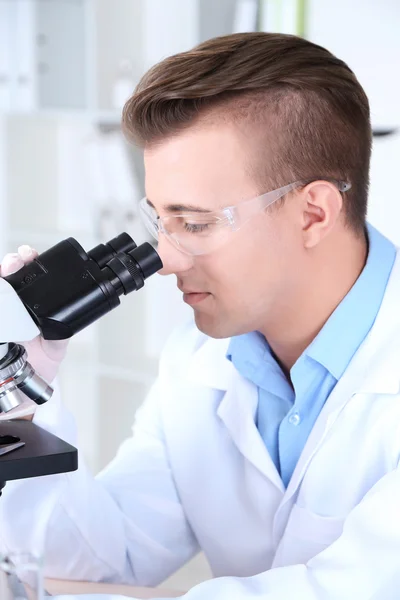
[146,198,212,214]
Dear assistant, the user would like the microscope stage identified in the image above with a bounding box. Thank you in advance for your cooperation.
[0,420,77,484]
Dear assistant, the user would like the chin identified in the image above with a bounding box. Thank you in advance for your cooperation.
[194,312,245,340]
[194,312,227,339]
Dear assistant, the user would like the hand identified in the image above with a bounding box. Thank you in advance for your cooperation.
[0,245,69,420]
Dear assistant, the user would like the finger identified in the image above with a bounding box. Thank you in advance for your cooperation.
[18,245,38,263]
[0,399,36,421]
[0,253,24,277]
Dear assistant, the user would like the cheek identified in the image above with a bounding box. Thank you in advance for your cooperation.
[205,226,272,296]
[197,212,301,294]
[212,219,298,298]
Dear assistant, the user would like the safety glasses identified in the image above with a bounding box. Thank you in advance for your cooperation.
[139,179,351,256]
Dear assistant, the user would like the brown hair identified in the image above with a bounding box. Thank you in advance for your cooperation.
[123,32,372,232]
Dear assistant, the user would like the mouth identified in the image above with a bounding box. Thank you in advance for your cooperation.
[179,286,211,306]
[183,292,210,306]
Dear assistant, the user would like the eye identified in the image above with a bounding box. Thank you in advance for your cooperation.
[184,222,210,233]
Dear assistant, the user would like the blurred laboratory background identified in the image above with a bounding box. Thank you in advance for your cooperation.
[0,0,399,591]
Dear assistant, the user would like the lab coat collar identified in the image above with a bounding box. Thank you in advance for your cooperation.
[186,335,233,390]
[350,246,400,396]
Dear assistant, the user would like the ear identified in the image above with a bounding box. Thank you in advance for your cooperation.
[300,181,343,248]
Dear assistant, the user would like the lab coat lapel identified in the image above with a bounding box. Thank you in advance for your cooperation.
[217,370,285,492]
[280,249,400,511]
[187,335,284,491]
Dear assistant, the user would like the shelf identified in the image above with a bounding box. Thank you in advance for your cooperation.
[62,361,156,387]
[0,109,123,128]
[6,229,98,248]
[372,127,399,138]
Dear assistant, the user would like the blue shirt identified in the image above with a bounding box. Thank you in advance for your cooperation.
[227,224,396,488]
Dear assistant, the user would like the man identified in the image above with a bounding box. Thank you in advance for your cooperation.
[1,32,400,599]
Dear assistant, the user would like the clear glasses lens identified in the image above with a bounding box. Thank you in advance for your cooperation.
[139,199,234,255]
[162,213,233,255]
[139,200,159,241]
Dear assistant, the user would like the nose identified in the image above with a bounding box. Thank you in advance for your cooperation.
[157,234,194,276]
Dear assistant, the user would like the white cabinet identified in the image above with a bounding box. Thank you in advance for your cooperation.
[1,0,90,112]
[0,0,203,114]
[35,0,88,110]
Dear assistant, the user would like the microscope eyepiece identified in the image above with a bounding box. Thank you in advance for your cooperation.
[129,243,162,280]
[88,232,138,268]
[107,233,138,255]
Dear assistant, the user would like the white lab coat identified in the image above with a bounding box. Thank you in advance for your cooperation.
[2,254,400,600]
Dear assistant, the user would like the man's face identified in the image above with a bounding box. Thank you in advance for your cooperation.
[144,122,305,338]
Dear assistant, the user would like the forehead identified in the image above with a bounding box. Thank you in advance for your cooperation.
[143,123,259,211]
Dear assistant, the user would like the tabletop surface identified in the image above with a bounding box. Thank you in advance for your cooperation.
[45,578,182,598]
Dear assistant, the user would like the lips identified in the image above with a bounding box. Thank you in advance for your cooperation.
[179,286,210,306]
[177,280,211,305]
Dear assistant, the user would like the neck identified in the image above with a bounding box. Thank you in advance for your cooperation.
[260,228,368,373]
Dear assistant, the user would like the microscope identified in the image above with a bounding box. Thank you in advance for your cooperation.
[0,233,162,495]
